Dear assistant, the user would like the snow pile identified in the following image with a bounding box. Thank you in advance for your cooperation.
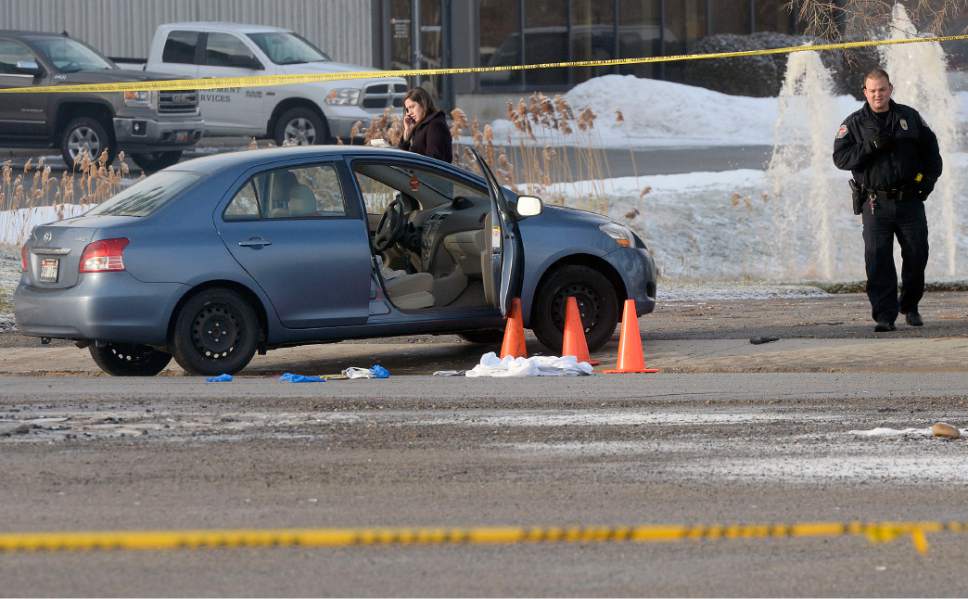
[487,74,968,148]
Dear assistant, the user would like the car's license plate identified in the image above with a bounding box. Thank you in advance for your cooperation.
[175,131,189,143]
[39,258,59,283]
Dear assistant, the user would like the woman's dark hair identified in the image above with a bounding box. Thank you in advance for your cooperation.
[404,86,437,116]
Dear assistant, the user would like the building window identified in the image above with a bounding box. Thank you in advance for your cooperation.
[663,0,707,82]
[571,0,615,85]
[523,0,569,87]
[480,0,522,88]
[617,0,662,79]
[710,0,752,35]
[754,0,797,33]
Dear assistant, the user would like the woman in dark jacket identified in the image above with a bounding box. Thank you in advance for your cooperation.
[399,87,452,163]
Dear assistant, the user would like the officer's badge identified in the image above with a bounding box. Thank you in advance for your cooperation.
[836,124,848,139]
[900,118,908,131]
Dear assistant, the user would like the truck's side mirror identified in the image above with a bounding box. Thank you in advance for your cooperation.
[515,195,543,218]
[15,60,42,76]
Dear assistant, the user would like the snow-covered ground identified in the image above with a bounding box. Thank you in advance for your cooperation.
[484,74,968,149]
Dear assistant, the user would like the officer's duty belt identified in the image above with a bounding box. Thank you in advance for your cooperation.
[870,186,918,201]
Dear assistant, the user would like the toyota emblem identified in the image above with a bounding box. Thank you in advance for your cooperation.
[43,232,52,242]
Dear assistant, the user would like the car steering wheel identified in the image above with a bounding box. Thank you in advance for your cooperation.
[373,197,408,252]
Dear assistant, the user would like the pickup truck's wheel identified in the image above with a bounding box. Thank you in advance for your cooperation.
[130,151,183,174]
[531,265,619,353]
[60,116,116,170]
[171,288,259,376]
[88,343,172,376]
[274,107,328,146]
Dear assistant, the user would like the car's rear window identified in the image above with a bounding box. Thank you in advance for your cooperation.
[87,171,200,217]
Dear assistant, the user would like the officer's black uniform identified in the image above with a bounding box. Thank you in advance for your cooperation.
[833,99,942,327]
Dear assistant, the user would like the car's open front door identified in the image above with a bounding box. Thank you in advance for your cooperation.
[472,148,523,317]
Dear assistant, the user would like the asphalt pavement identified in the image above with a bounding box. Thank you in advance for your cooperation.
[1,292,968,596]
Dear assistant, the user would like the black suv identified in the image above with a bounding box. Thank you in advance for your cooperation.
[0,30,203,171]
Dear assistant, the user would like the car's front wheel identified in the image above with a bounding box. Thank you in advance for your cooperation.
[171,288,260,376]
[130,151,183,174]
[88,343,172,376]
[531,265,619,353]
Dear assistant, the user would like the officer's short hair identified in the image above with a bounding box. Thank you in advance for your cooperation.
[863,68,892,88]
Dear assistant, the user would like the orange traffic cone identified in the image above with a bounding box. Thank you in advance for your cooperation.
[604,299,658,374]
[561,296,599,366]
[499,298,528,359]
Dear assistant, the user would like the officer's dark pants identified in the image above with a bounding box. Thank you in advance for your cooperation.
[861,197,929,323]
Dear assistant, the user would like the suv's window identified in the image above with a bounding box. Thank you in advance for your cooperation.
[204,33,260,69]
[162,31,200,65]
[225,165,346,220]
[28,37,113,72]
[87,172,200,218]
[247,32,331,65]
[0,39,37,75]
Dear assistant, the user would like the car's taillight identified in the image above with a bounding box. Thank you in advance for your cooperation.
[21,244,28,272]
[79,238,129,273]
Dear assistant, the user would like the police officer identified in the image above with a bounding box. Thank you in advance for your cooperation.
[833,68,942,332]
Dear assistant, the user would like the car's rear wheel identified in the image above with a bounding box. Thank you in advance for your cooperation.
[88,343,172,376]
[171,288,259,376]
[130,151,183,174]
[458,329,505,345]
[531,265,619,353]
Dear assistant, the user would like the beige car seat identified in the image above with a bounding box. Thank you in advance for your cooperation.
[377,257,435,310]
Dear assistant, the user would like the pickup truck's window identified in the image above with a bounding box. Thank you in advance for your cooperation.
[0,40,36,75]
[87,172,200,218]
[162,31,200,65]
[28,37,113,72]
[205,33,260,69]
[247,32,331,65]
[235,165,346,220]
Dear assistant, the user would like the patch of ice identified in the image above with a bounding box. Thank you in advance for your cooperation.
[411,409,833,427]
[848,427,967,437]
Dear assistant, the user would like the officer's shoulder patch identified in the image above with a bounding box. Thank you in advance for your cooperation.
[836,124,848,139]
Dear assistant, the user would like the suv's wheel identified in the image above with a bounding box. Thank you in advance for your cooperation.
[531,265,619,352]
[171,288,260,376]
[88,343,172,376]
[458,329,505,345]
[60,116,116,170]
[273,107,328,146]
[130,151,183,174]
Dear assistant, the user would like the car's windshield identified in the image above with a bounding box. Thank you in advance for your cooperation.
[87,172,200,217]
[29,37,114,72]
[247,32,330,65]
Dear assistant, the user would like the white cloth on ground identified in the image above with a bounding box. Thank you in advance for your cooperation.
[465,352,593,378]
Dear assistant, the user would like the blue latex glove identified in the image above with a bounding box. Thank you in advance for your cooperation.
[279,372,324,383]
[370,364,390,379]
[206,373,233,383]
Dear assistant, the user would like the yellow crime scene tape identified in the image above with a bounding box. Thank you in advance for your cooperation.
[1,33,966,95]
[0,520,965,555]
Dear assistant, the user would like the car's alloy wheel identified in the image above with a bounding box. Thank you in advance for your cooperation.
[273,107,328,146]
[172,288,259,375]
[531,265,619,353]
[67,126,101,162]
[88,343,172,376]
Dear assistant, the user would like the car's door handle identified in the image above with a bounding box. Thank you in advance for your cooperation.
[238,237,272,248]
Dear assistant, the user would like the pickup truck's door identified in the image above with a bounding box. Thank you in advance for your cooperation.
[0,38,48,139]
[152,30,199,80]
[196,32,266,135]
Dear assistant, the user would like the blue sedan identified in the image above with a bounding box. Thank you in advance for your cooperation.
[15,147,656,376]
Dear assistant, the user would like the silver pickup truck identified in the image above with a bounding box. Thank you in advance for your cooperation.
[0,30,204,172]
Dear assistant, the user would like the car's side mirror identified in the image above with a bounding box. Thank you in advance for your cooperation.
[516,195,543,218]
[15,60,42,76]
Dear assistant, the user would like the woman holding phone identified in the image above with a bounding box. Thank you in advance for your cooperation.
[399,87,453,163]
